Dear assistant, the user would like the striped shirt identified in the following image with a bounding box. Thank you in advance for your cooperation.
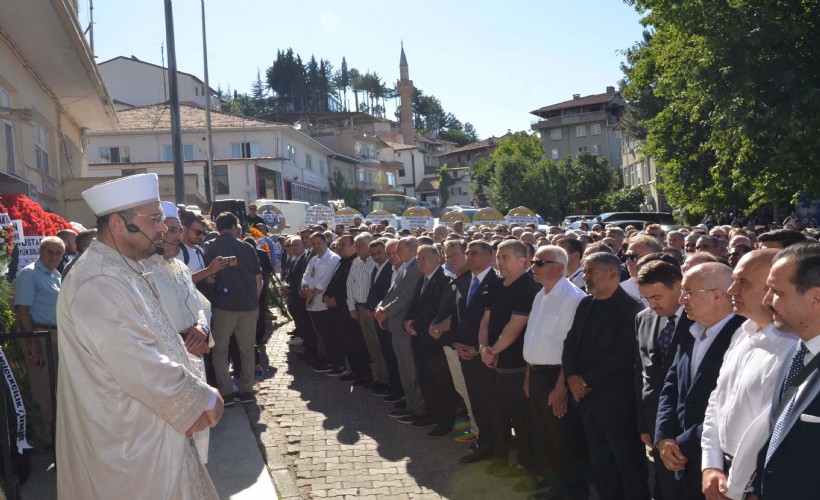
[347,256,375,310]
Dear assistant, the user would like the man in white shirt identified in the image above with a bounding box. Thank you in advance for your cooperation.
[301,232,341,373]
[701,250,796,499]
[557,238,585,289]
[523,245,588,499]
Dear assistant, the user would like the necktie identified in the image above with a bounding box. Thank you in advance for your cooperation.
[421,276,430,296]
[657,315,676,358]
[466,276,480,307]
[765,342,809,465]
[371,265,379,286]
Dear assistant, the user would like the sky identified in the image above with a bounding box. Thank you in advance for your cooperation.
[78,0,647,139]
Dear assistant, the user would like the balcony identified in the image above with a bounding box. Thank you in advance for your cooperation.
[531,111,607,130]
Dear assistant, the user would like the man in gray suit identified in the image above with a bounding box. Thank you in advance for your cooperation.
[375,237,427,424]
[749,242,820,499]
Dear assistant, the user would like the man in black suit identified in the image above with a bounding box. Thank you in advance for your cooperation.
[365,239,399,397]
[750,242,820,499]
[455,240,505,464]
[563,252,650,500]
[655,263,745,499]
[283,236,316,361]
[404,245,455,435]
[635,259,691,500]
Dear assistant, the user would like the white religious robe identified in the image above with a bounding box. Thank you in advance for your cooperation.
[143,254,212,463]
[56,240,218,499]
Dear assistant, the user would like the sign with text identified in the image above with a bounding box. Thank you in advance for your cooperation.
[440,210,472,229]
[17,236,44,273]
[505,206,538,226]
[305,205,336,227]
[332,207,363,228]
[10,219,23,244]
[400,206,434,231]
[472,207,506,227]
[367,210,398,229]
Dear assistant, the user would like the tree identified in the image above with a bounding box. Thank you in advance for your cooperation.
[622,0,820,214]
[601,186,647,212]
[329,170,363,211]
[436,166,456,209]
[564,153,616,214]
[335,57,350,111]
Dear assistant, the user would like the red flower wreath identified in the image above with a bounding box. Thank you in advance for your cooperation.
[0,194,75,243]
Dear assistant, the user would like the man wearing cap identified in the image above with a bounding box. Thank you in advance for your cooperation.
[143,201,213,460]
[57,174,222,499]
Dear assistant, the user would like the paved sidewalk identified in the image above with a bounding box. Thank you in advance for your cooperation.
[254,321,537,500]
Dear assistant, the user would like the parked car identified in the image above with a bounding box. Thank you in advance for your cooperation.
[598,211,675,225]
[561,215,596,227]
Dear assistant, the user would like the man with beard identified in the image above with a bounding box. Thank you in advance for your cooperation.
[748,243,820,499]
[57,174,221,498]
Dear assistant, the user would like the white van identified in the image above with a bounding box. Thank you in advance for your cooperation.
[253,199,310,233]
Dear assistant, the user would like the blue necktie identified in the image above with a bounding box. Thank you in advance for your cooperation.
[765,342,809,465]
[466,276,480,307]
[657,315,676,358]
[370,265,379,286]
[421,276,430,296]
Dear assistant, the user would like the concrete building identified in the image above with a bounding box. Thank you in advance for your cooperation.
[82,103,332,226]
[0,0,116,214]
[98,55,220,111]
[433,135,509,206]
[619,128,669,212]
[530,87,624,169]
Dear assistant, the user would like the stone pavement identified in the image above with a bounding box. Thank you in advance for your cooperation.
[253,321,539,500]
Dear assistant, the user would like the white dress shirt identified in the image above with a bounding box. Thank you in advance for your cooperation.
[567,266,584,289]
[523,277,587,366]
[689,313,737,379]
[301,250,340,312]
[701,321,797,499]
[620,277,649,307]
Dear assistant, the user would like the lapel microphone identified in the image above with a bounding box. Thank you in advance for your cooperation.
[125,222,165,256]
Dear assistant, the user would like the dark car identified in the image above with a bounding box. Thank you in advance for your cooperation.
[598,211,674,225]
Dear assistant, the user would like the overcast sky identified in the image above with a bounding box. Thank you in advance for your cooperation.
[78,0,646,138]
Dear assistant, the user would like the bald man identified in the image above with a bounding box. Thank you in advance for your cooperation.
[655,263,746,499]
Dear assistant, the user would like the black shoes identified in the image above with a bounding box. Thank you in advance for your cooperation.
[384,393,404,403]
[426,423,452,437]
[459,449,493,464]
[236,392,256,404]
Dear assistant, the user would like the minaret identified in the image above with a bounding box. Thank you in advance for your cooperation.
[397,42,414,146]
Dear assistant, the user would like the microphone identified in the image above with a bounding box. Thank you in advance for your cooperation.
[126,223,165,256]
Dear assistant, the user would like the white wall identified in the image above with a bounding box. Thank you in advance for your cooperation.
[99,58,219,109]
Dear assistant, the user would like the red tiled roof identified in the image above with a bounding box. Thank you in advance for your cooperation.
[530,92,616,116]
[436,137,502,157]
[415,177,440,192]
[95,103,286,132]
[385,141,417,151]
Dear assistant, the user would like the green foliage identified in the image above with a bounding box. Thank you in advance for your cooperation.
[622,0,820,214]
[601,186,647,212]
[437,166,456,208]
[328,170,363,212]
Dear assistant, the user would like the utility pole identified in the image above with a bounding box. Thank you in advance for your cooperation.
[201,0,214,205]
[163,0,185,204]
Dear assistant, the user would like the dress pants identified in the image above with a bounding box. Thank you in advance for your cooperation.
[356,305,389,384]
[528,367,589,500]
[391,327,426,415]
[461,357,511,459]
[443,345,478,434]
[212,308,258,395]
[579,390,650,500]
[377,325,402,396]
[20,331,58,447]
[496,369,536,470]
[644,407,684,500]
[330,306,369,378]
[414,342,458,425]
[308,310,338,366]
[288,297,315,356]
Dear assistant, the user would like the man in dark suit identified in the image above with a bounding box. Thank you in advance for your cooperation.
[283,236,315,361]
[655,262,745,499]
[455,240,506,464]
[365,239,398,397]
[563,252,650,500]
[750,242,820,499]
[404,245,455,435]
[376,237,425,420]
[635,259,692,500]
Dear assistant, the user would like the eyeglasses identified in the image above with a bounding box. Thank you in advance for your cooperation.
[531,259,560,267]
[680,288,717,299]
[41,248,65,257]
[122,211,166,225]
[189,228,207,236]
[625,253,640,262]
[165,227,182,234]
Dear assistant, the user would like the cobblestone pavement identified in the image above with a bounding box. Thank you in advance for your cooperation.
[253,321,537,500]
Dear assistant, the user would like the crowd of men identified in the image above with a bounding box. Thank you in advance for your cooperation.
[279,214,819,500]
[10,173,820,500]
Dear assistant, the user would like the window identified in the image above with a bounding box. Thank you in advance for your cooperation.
[386,172,395,186]
[357,169,365,182]
[344,169,353,184]
[319,160,326,176]
[1,88,14,174]
[163,144,194,161]
[231,142,260,159]
[306,153,313,171]
[590,123,602,136]
[575,125,587,137]
[33,123,49,175]
[285,144,295,161]
[551,148,562,160]
[354,141,376,159]
[577,146,588,153]
[549,129,562,140]
[592,144,602,155]
[100,146,131,163]
[213,165,229,194]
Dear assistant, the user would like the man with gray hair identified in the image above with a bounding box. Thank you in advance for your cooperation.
[563,252,649,499]
[523,245,589,498]
[432,224,450,243]
[621,235,664,303]
[655,263,745,499]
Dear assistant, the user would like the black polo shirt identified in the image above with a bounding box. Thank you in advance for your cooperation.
[487,271,540,370]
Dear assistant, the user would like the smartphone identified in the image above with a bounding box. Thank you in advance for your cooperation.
[225,256,237,266]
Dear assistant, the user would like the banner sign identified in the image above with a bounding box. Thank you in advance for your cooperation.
[505,206,538,226]
[305,205,335,227]
[0,347,32,453]
[332,207,363,228]
[472,207,506,227]
[400,207,434,231]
